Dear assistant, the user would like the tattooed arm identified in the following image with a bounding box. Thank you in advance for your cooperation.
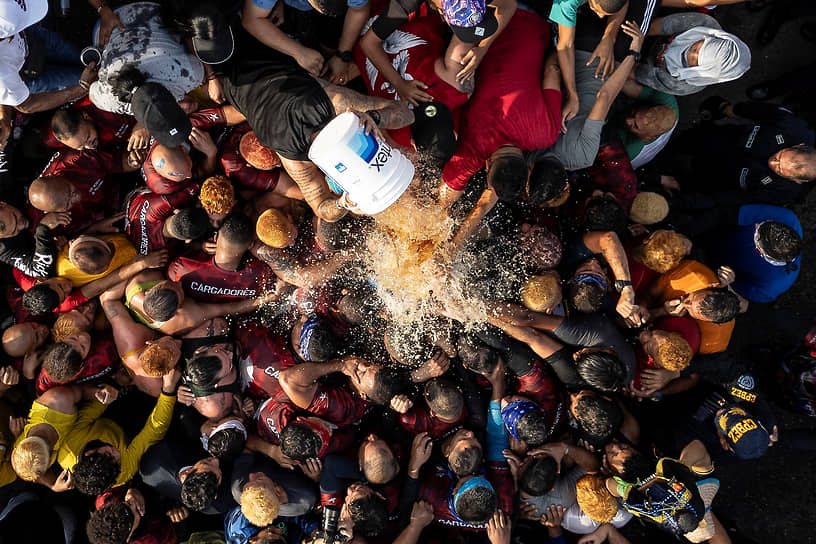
[321,82,415,129]
[279,157,348,222]
[253,242,353,288]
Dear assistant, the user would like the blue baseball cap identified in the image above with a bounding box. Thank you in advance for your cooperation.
[716,405,769,460]
[440,0,498,44]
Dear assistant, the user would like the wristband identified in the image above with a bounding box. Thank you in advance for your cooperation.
[78,80,90,91]
[161,388,177,397]
[335,50,353,63]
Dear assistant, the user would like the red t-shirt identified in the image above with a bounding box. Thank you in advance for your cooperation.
[219,123,281,192]
[142,107,228,194]
[632,316,701,390]
[512,359,568,438]
[167,251,273,303]
[13,268,89,313]
[125,186,199,256]
[36,336,118,395]
[42,97,136,150]
[442,10,561,191]
[398,402,466,439]
[306,384,370,427]
[236,321,297,399]
[584,142,638,213]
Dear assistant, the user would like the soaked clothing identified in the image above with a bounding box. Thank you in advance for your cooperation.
[398,402,466,439]
[125,185,199,256]
[168,252,273,303]
[237,321,297,400]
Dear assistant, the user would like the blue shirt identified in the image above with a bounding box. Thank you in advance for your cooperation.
[716,204,802,303]
[549,0,585,27]
[252,0,367,11]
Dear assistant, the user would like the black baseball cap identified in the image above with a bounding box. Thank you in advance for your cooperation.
[131,83,192,148]
[410,102,456,166]
[442,1,499,44]
[189,3,236,65]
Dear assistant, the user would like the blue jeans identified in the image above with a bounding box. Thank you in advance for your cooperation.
[24,25,83,95]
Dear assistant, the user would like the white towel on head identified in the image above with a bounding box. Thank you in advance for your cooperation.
[663,27,751,86]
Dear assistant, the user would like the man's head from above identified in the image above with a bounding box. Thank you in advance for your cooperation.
[587,0,628,17]
[637,229,691,273]
[241,471,288,527]
[256,208,297,249]
[518,454,558,497]
[239,131,281,171]
[346,483,390,538]
[639,329,693,372]
[487,146,528,202]
[2,322,49,357]
[72,441,122,495]
[0,201,30,239]
[86,498,141,544]
[442,428,483,477]
[347,358,409,405]
[574,348,628,393]
[410,102,456,173]
[569,390,623,446]
[291,314,341,362]
[457,333,499,375]
[139,335,181,377]
[42,331,92,382]
[518,224,563,271]
[11,436,55,481]
[186,342,235,390]
[67,235,115,275]
[680,287,740,323]
[626,104,676,143]
[359,433,400,484]
[715,405,770,460]
[501,395,550,447]
[52,302,96,342]
[22,276,74,315]
[334,283,382,326]
[603,440,652,482]
[767,144,816,182]
[29,176,81,213]
[180,456,222,511]
[576,474,618,524]
[203,416,248,460]
[629,192,669,226]
[51,109,99,151]
[450,475,497,524]
[567,258,607,314]
[383,321,436,368]
[755,221,802,264]
[584,193,627,235]
[143,280,185,322]
[520,272,562,313]
[216,212,254,259]
[280,417,331,460]
[529,156,568,207]
[152,144,193,182]
[200,176,237,228]
[424,378,465,421]
[165,207,211,243]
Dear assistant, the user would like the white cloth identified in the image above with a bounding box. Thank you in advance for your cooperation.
[0,33,30,106]
[630,118,677,169]
[0,0,47,38]
[662,27,751,87]
[90,2,203,114]
[562,502,633,534]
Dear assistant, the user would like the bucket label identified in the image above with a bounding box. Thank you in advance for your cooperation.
[370,141,393,172]
[349,131,379,163]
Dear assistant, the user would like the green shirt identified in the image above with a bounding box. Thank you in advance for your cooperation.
[615,86,679,162]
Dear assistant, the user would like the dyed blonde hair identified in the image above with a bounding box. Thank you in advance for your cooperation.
[241,484,280,527]
[652,331,693,372]
[52,314,84,343]
[639,230,689,273]
[576,474,618,524]
[199,176,236,215]
[139,343,176,377]
[11,436,52,482]
[256,209,294,249]
[520,272,562,312]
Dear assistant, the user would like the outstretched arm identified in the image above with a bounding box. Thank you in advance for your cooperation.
[587,21,644,123]
[279,157,348,222]
[80,250,168,300]
[278,359,345,408]
[322,83,415,129]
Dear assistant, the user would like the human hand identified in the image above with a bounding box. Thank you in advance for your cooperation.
[89,211,126,233]
[519,502,541,521]
[128,124,150,152]
[0,365,20,387]
[456,47,487,83]
[124,488,146,516]
[269,444,297,470]
[162,367,183,392]
[541,504,565,528]
[395,79,434,106]
[242,397,257,419]
[412,351,450,382]
[664,298,687,317]
[9,416,25,438]
[250,527,284,544]
[167,506,189,523]
[141,249,169,269]
[769,425,779,446]
[52,469,74,492]
[621,20,645,53]
[717,266,736,288]
[79,61,99,89]
[327,56,351,86]
[300,457,323,481]
[409,500,434,528]
[98,6,125,48]
[660,175,680,195]
[22,351,42,380]
[294,46,325,77]
[390,394,414,413]
[202,236,217,255]
[561,94,579,133]
[486,510,511,544]
[39,212,71,230]
[94,384,119,405]
[177,385,196,406]
[207,77,226,104]
[128,147,148,168]
[528,442,568,472]
[640,367,679,393]
[578,523,613,544]
[507,435,528,456]
[576,438,598,452]
[587,38,615,79]
[616,286,637,321]
[409,432,433,474]
[352,109,385,141]
[625,306,649,328]
[189,127,217,157]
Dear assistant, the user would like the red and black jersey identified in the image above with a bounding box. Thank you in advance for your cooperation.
[142,107,229,195]
[36,336,118,395]
[398,403,466,439]
[306,384,370,428]
[236,321,297,400]
[220,122,281,192]
[125,186,199,256]
[512,359,568,439]
[13,268,89,314]
[42,97,137,150]
[167,251,274,303]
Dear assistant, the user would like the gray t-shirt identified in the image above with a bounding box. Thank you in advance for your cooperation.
[523,466,585,516]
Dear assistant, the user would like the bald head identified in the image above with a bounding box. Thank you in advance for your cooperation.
[29,177,77,212]
[3,323,48,357]
[152,144,193,182]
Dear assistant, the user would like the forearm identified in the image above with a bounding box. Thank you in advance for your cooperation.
[393,522,426,544]
[472,0,516,52]
[490,322,562,360]
[438,182,463,209]
[16,86,86,114]
[195,152,219,178]
[283,360,343,386]
[339,5,370,52]
[588,56,636,122]
[450,188,498,253]
[280,158,346,222]
[81,259,147,299]
[597,232,632,282]
[243,15,308,59]
[660,373,697,396]
[556,45,578,98]
[566,443,601,473]
[360,32,408,88]
[601,2,628,42]
[221,105,247,125]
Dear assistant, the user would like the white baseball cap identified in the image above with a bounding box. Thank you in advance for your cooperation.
[0,0,48,38]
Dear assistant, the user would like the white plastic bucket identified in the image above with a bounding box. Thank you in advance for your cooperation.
[308,112,414,215]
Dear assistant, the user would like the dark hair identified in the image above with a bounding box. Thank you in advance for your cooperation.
[457,334,499,375]
[22,284,61,315]
[51,109,85,142]
[181,469,219,511]
[449,445,482,477]
[304,319,341,363]
[169,207,211,240]
[367,367,408,406]
[348,494,389,537]
[280,423,321,460]
[208,428,246,460]
[143,287,180,322]
[528,157,567,205]
[575,351,627,392]
[518,456,558,496]
[42,342,84,382]
[424,379,464,420]
[595,0,628,12]
[573,394,623,443]
[567,280,605,313]
[86,502,132,544]
[488,153,528,202]
[516,409,549,447]
[219,212,253,246]
[72,244,110,275]
[675,509,701,532]
[617,450,654,482]
[108,64,148,104]
[697,288,740,324]
[757,221,801,262]
[73,452,121,495]
[185,355,222,388]
[584,196,627,235]
[454,483,497,524]
[336,285,381,326]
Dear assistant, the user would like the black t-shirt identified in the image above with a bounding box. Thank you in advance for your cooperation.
[371,0,427,39]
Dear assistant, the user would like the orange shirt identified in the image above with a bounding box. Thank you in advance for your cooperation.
[657,260,734,354]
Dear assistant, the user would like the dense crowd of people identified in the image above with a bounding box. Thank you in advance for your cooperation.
[0,0,814,543]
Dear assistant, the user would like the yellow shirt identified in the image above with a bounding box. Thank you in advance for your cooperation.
[56,234,137,287]
[13,401,78,453]
[58,393,175,486]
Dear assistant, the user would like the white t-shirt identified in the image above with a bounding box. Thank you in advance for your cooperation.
[0,0,47,38]
[562,502,633,534]
[0,33,30,106]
